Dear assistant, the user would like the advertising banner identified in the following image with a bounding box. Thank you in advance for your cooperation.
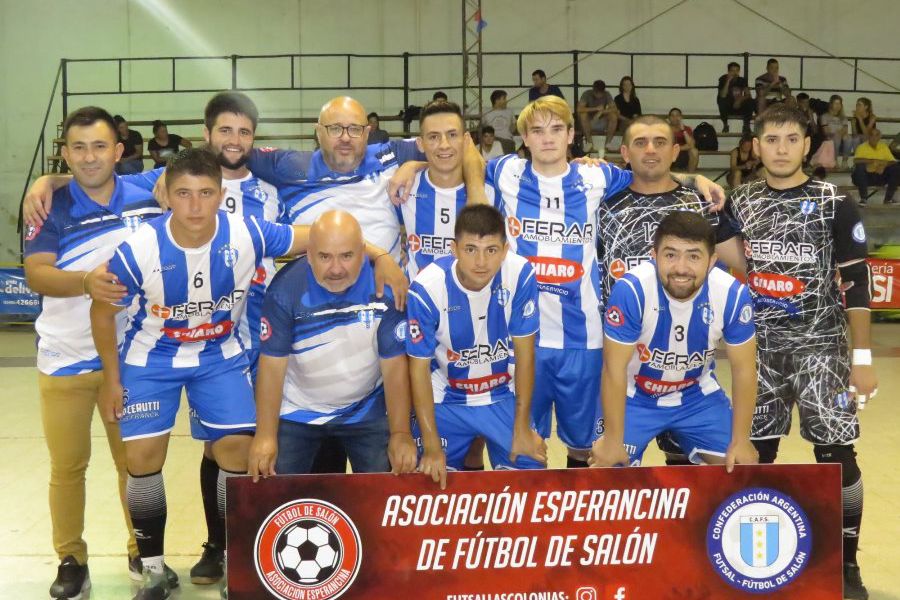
[227,464,841,599]
[0,268,40,318]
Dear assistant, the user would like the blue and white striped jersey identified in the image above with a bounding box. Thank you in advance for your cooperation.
[125,168,283,352]
[248,141,425,263]
[604,261,755,406]
[407,254,539,407]
[24,177,163,375]
[485,156,632,349]
[397,170,467,280]
[107,211,294,368]
[259,258,407,425]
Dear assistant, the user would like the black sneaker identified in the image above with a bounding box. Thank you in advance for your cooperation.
[191,542,225,584]
[128,556,179,588]
[722,124,730,133]
[49,556,90,600]
[132,570,170,600]
[843,562,869,600]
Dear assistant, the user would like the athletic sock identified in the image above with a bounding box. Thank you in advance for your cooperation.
[842,476,864,564]
[200,454,225,547]
[217,467,246,550]
[127,471,167,563]
[566,456,589,469]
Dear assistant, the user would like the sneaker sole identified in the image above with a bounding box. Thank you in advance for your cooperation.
[191,574,223,585]
[51,575,91,600]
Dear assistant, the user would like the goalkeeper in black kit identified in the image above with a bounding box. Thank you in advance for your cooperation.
[726,104,877,600]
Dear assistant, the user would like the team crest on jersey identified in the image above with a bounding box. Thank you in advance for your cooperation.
[122,215,142,232]
[707,488,812,594]
[523,299,536,318]
[357,308,376,329]
[219,244,239,268]
[254,499,361,600]
[260,317,272,342]
[24,224,40,241]
[494,286,511,306]
[699,303,714,325]
[605,306,624,327]
[739,304,754,324]
[852,222,866,244]
[408,319,423,343]
[252,184,269,203]
[393,321,407,342]
[799,200,817,214]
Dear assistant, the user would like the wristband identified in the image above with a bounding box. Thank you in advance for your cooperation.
[852,349,872,366]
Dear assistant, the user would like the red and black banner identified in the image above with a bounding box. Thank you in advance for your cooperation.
[227,464,841,599]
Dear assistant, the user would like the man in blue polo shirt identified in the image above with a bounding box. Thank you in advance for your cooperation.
[23,106,174,599]
[248,210,418,479]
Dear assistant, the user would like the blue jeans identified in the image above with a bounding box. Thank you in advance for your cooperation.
[275,415,390,474]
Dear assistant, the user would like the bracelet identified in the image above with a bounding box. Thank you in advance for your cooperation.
[81,271,91,299]
[852,349,872,366]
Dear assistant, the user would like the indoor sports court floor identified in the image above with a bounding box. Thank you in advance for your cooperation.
[0,325,897,599]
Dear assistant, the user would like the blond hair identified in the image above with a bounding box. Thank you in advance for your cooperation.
[516,95,574,135]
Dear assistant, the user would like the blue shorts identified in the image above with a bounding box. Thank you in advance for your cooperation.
[624,389,733,465]
[412,397,544,471]
[120,353,256,442]
[532,347,603,450]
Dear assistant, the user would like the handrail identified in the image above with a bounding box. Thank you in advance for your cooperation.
[18,60,63,241]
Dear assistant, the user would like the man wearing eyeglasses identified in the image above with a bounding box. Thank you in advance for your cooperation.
[248,96,486,265]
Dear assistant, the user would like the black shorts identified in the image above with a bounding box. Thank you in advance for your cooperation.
[751,348,859,445]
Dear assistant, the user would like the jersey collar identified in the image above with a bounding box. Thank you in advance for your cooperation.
[68,174,125,218]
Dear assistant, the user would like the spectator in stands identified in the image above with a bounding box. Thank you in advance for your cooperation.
[113,115,144,174]
[432,91,449,102]
[850,97,877,151]
[819,95,852,168]
[529,69,564,101]
[717,61,754,133]
[577,79,618,156]
[891,131,900,160]
[478,125,504,160]
[796,93,823,159]
[147,120,191,169]
[482,89,516,153]
[367,112,390,145]
[754,58,791,114]
[852,128,899,206]
[729,133,759,187]
[668,107,698,172]
[613,76,642,134]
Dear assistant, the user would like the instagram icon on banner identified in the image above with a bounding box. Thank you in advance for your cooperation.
[575,587,627,600]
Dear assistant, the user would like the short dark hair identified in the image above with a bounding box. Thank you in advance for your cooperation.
[432,91,449,102]
[152,119,166,134]
[419,100,464,127]
[455,205,506,242]
[767,58,779,66]
[592,79,606,92]
[753,103,808,138]
[481,125,495,136]
[796,92,810,101]
[653,211,715,255]
[204,91,259,131]
[165,148,222,188]
[623,115,672,145]
[727,61,740,70]
[113,115,126,125]
[63,106,118,141]
[668,107,682,117]
[490,89,507,105]
[367,112,379,121]
[532,69,547,79]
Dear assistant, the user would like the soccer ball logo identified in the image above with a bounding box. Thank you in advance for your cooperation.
[275,520,341,585]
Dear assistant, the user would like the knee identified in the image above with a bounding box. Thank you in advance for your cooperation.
[753,438,780,464]
[813,444,860,486]
[211,433,252,472]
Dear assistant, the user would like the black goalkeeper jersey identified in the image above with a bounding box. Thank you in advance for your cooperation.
[726,178,868,353]
[597,185,738,304]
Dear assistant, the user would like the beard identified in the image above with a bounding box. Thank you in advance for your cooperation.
[662,275,702,300]
[217,150,249,170]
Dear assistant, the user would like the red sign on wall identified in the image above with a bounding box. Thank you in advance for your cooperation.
[868,258,900,309]
[227,464,841,599]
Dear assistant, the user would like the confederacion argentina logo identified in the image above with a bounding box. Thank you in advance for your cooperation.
[706,487,812,594]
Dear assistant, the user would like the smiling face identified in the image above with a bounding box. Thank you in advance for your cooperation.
[621,122,678,182]
[417,112,466,177]
[204,112,255,171]
[62,121,123,193]
[652,235,715,300]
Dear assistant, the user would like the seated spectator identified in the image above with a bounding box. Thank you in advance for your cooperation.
[479,125,504,160]
[668,107,699,172]
[796,93,823,159]
[613,76,642,137]
[432,91,449,102]
[819,95,852,168]
[716,61,754,133]
[577,79,618,156]
[850,97,877,151]
[367,112,390,145]
[729,134,759,187]
[852,128,899,206]
[891,131,900,160]
[147,120,191,168]
[482,89,516,153]
[113,115,144,174]
[754,58,791,114]
[528,69,564,101]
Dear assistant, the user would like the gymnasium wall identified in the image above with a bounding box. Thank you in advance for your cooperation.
[1,0,898,260]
